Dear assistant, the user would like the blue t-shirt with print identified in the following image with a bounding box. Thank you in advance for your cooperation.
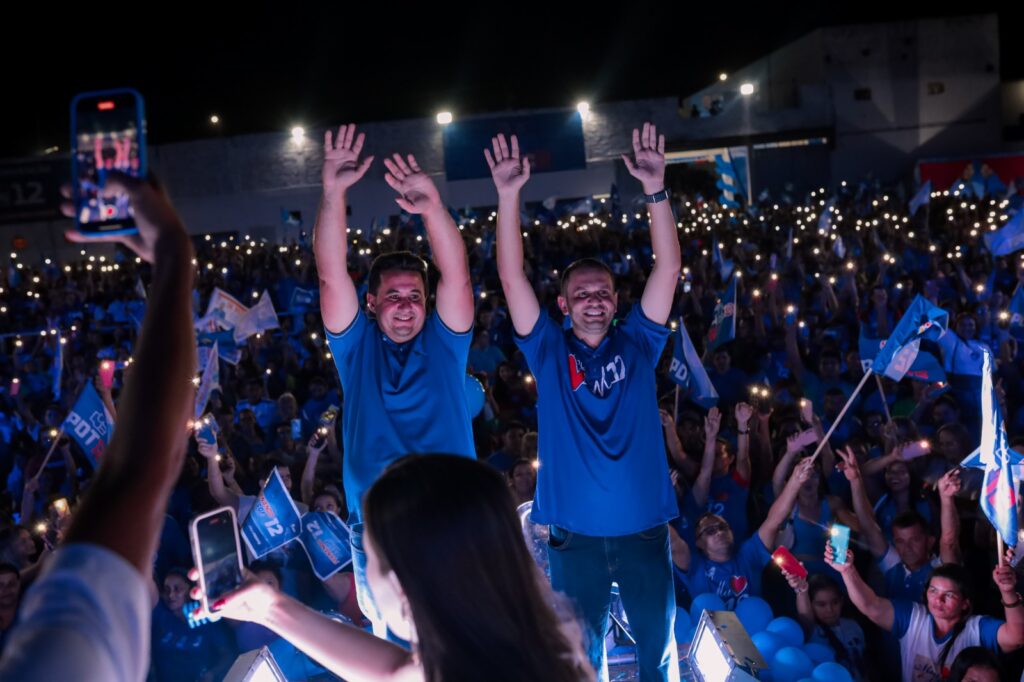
[706,471,750,541]
[326,309,474,521]
[681,534,771,610]
[515,306,677,536]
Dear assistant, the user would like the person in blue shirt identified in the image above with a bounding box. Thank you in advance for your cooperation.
[235,379,277,432]
[827,550,1024,682]
[836,447,960,602]
[690,404,753,542]
[676,457,812,610]
[488,124,681,682]
[314,124,476,639]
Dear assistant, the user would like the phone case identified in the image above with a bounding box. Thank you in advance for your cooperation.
[188,506,243,613]
[772,546,807,578]
[829,524,851,565]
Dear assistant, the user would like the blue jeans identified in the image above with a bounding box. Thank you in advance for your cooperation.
[548,523,678,682]
[349,523,409,646]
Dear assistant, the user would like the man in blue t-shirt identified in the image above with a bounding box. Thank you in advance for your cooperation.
[488,124,682,682]
[677,457,812,609]
[314,125,475,638]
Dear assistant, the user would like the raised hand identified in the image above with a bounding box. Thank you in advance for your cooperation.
[735,402,754,429]
[621,122,665,194]
[781,569,808,594]
[383,154,443,215]
[704,407,722,442]
[63,173,188,264]
[484,134,530,195]
[322,124,374,192]
[937,468,961,499]
[836,446,862,483]
[824,542,854,574]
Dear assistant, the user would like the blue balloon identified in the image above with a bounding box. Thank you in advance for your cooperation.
[766,616,805,647]
[772,646,813,680]
[464,375,485,417]
[689,593,725,624]
[812,662,853,682]
[735,597,773,635]
[673,607,692,642]
[751,630,783,664]
[803,642,836,665]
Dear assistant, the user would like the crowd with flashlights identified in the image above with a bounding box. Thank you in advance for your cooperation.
[0,143,1021,682]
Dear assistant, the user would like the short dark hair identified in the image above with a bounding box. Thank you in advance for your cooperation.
[892,510,929,535]
[0,562,19,580]
[312,489,342,510]
[559,258,613,294]
[368,251,429,296]
[248,560,283,584]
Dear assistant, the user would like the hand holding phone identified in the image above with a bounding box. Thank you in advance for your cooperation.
[772,546,807,579]
[828,524,851,566]
[189,507,244,614]
[70,89,146,237]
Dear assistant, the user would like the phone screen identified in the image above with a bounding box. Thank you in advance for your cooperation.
[192,509,243,611]
[71,90,145,235]
[829,524,851,565]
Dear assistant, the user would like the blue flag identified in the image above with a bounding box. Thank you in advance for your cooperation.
[668,321,719,409]
[858,331,946,384]
[707,275,737,353]
[711,239,734,281]
[960,349,1023,546]
[984,211,1024,256]
[299,511,353,580]
[62,383,115,469]
[870,296,949,381]
[1009,286,1024,327]
[289,287,317,313]
[908,179,932,216]
[241,468,303,558]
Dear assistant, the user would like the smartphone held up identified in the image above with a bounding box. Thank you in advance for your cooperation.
[70,88,146,237]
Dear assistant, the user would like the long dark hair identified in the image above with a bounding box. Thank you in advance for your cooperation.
[807,575,865,676]
[363,455,591,682]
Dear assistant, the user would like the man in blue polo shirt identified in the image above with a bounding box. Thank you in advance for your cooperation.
[487,123,681,682]
[314,124,475,637]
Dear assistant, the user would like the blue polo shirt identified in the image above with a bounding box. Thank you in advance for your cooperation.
[515,306,677,536]
[326,309,474,521]
[880,546,942,602]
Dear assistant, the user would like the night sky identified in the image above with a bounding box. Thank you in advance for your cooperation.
[2,3,1019,160]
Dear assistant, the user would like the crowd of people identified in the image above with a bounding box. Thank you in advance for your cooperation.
[0,117,1019,682]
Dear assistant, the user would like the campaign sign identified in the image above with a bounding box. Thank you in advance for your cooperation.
[241,469,302,558]
[63,382,114,468]
[299,511,353,580]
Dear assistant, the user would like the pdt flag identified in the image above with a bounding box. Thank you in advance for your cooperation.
[63,383,115,469]
[299,511,353,580]
[707,275,737,353]
[960,349,1023,547]
[669,320,719,409]
[984,211,1024,257]
[870,296,949,381]
[858,331,946,384]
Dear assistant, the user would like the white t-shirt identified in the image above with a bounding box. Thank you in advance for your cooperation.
[892,600,1001,682]
[0,543,152,682]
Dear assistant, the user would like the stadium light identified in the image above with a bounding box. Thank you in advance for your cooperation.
[577,101,590,120]
[739,83,755,96]
[210,115,220,125]
[291,126,305,141]
[718,73,728,81]
[436,111,453,125]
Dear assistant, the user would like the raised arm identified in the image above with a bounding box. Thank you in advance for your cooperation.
[836,447,888,559]
[826,546,894,631]
[315,125,374,334]
[622,123,680,325]
[301,433,327,506]
[692,407,721,508]
[734,402,753,483]
[485,134,540,336]
[212,581,413,682]
[62,174,197,574]
[759,457,813,550]
[661,409,698,480]
[936,468,962,565]
[994,558,1024,653]
[383,154,473,332]
[771,434,803,498]
[197,439,240,513]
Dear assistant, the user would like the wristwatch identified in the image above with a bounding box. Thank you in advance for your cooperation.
[644,189,669,204]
